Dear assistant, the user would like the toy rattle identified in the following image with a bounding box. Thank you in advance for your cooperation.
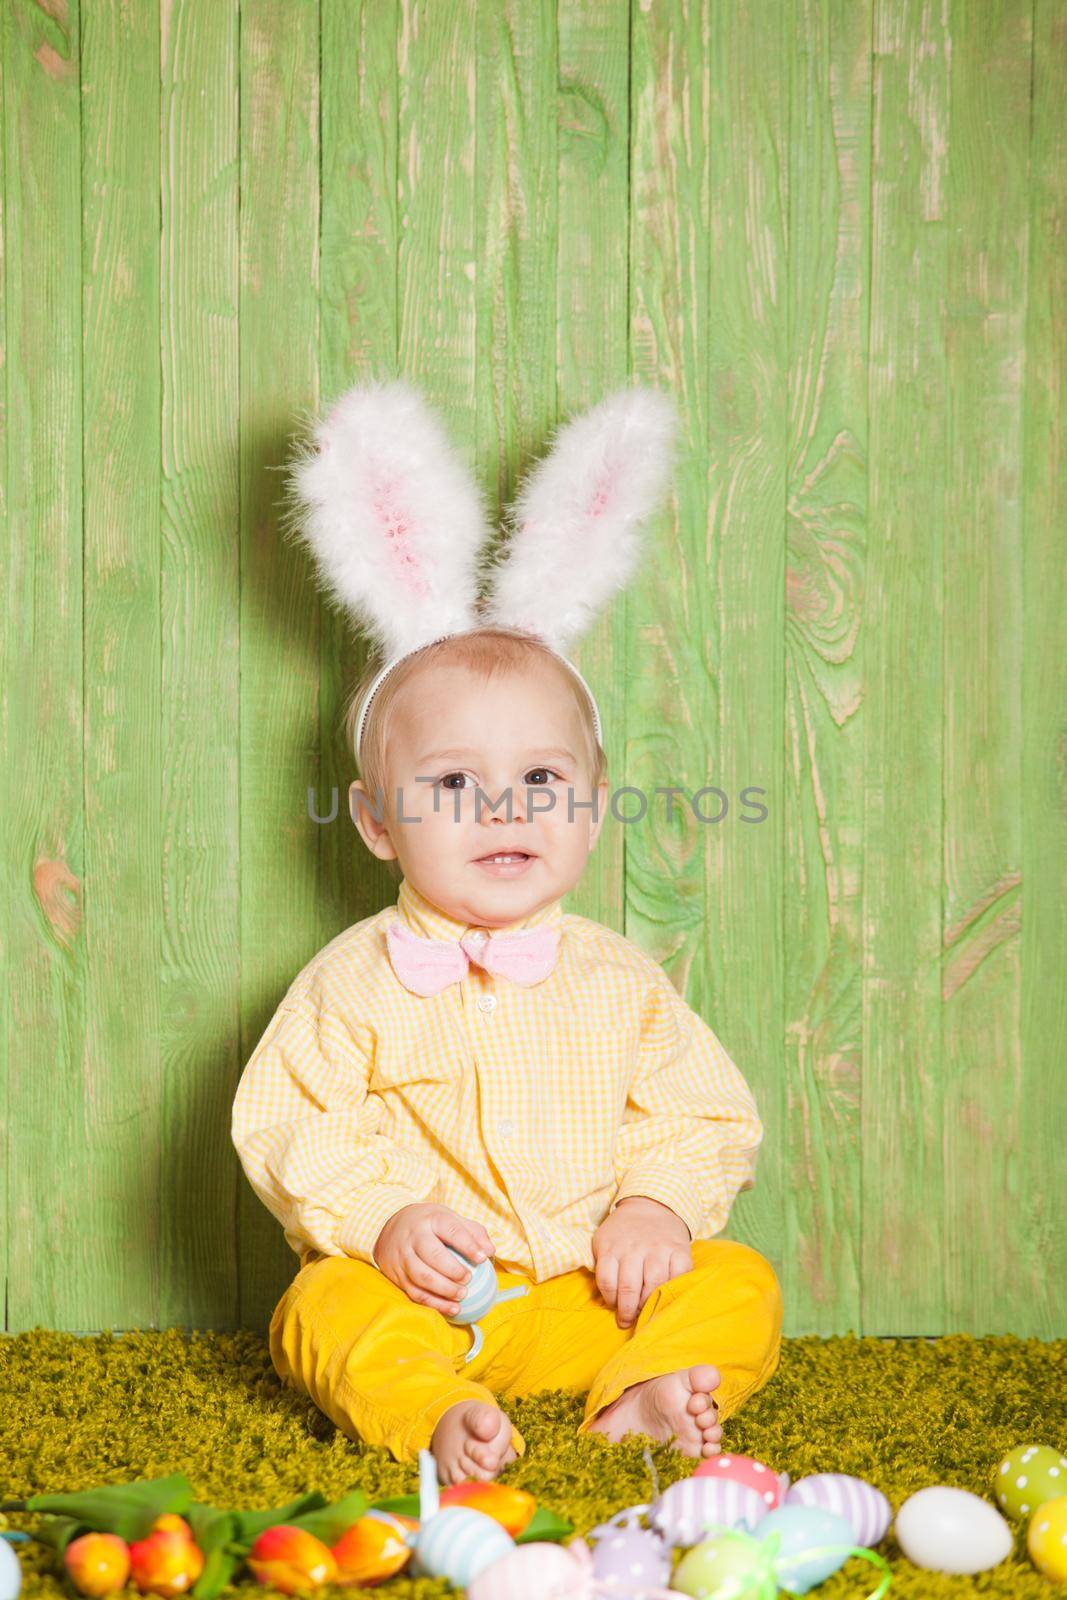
[441,1246,531,1362]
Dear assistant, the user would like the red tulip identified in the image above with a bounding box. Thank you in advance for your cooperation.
[438,1480,536,1536]
[247,1525,339,1593]
[128,1529,204,1597]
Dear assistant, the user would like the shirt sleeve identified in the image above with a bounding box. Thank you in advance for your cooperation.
[230,994,438,1266]
[608,968,764,1241]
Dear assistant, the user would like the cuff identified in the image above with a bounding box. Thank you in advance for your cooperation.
[338,1184,433,1267]
[610,1163,705,1242]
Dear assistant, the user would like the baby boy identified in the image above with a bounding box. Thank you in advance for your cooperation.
[231,626,782,1486]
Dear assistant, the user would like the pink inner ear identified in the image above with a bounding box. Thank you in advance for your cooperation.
[586,465,616,520]
[373,475,430,596]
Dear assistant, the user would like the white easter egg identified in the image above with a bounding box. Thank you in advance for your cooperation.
[894,1485,1013,1574]
[0,1538,22,1600]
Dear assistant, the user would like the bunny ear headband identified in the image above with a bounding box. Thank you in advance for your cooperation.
[282,377,680,764]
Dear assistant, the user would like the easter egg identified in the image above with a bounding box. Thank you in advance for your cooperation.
[410,1505,513,1585]
[1027,1493,1067,1583]
[993,1443,1067,1519]
[0,1538,21,1600]
[672,1530,770,1599]
[692,1453,789,1511]
[752,1505,855,1594]
[466,1540,585,1599]
[588,1512,673,1589]
[894,1485,1013,1574]
[650,1476,768,1546]
[784,1472,892,1547]
[441,1247,498,1325]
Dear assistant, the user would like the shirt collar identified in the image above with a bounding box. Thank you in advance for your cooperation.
[395,876,563,940]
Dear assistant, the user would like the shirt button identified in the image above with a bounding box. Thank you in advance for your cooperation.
[477,994,497,1014]
[468,930,488,943]
[497,1117,515,1137]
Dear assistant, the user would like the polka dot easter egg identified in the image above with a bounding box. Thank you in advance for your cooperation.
[1027,1493,1067,1584]
[784,1472,893,1547]
[994,1443,1067,1519]
[692,1453,790,1511]
[586,1509,673,1590]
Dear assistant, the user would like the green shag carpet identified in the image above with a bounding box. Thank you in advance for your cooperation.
[1,1329,1065,1597]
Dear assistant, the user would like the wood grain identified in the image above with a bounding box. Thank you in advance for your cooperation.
[1,0,1062,1335]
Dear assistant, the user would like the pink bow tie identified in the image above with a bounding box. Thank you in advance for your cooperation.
[385,917,561,997]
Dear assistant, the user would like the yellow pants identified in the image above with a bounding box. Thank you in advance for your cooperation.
[269,1237,783,1466]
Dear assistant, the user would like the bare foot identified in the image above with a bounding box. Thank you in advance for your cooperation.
[430,1399,520,1486]
[585,1362,724,1459]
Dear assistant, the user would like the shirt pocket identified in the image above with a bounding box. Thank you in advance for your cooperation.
[368,1012,465,1092]
[533,1017,637,1181]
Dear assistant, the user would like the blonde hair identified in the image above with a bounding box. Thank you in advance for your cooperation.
[345,627,607,840]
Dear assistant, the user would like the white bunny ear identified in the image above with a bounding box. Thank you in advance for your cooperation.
[477,385,680,654]
[281,377,495,660]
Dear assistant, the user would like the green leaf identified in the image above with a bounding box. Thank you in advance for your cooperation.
[286,1490,368,1546]
[19,1475,195,1542]
[364,1495,572,1544]
[189,1545,240,1600]
[229,1493,326,1547]
[184,1506,237,1556]
[25,1514,85,1557]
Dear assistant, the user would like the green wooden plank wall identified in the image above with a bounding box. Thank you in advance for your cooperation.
[2,0,1064,1338]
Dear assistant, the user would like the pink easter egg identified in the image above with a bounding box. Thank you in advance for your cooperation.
[692,1452,790,1511]
[649,1475,769,1547]
[784,1473,893,1548]
[466,1539,586,1599]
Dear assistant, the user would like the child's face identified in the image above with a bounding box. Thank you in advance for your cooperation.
[351,660,608,927]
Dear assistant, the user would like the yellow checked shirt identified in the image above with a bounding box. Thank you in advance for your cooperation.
[231,876,764,1282]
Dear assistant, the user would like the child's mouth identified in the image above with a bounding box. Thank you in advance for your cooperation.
[473,852,535,877]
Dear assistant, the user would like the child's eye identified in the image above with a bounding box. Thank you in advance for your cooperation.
[524,768,562,787]
[436,772,475,790]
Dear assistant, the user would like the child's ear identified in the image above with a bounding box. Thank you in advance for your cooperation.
[587,780,610,854]
[349,779,398,861]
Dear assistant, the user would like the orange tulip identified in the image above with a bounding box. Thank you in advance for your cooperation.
[63,1532,132,1597]
[439,1480,536,1537]
[128,1529,205,1598]
[331,1511,416,1585]
[246,1525,339,1594]
[150,1515,195,1543]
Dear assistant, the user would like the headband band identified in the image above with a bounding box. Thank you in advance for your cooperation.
[354,632,603,765]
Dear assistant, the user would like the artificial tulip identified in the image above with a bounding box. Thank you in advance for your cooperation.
[128,1529,205,1597]
[247,1524,338,1594]
[330,1512,416,1585]
[439,1481,536,1537]
[63,1532,132,1597]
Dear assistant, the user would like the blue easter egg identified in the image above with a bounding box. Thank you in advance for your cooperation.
[753,1505,857,1594]
[412,1505,513,1585]
[442,1246,497,1324]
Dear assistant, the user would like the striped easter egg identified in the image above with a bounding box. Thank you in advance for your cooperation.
[784,1473,892,1548]
[442,1248,498,1324]
[649,1475,769,1547]
[410,1506,513,1586]
[692,1452,790,1511]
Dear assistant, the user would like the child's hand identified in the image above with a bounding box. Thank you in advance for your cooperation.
[592,1197,692,1329]
[373,1203,495,1316]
